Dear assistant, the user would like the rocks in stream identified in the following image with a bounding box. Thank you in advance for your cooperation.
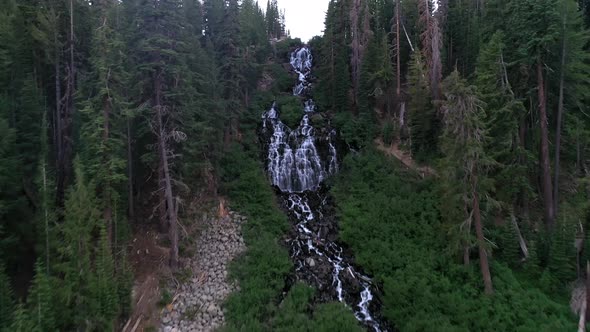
[160,211,247,332]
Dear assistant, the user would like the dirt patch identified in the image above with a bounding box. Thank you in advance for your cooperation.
[121,229,170,332]
[374,138,437,178]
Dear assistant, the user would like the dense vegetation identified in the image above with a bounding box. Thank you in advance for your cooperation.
[1,0,590,330]
[333,152,576,330]
[0,0,291,329]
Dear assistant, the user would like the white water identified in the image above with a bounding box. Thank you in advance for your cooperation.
[262,47,383,331]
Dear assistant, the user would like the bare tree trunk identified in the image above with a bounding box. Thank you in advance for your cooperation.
[54,24,63,208]
[554,12,567,216]
[511,213,529,259]
[155,70,178,270]
[473,185,494,295]
[42,160,50,274]
[54,34,61,178]
[586,262,590,327]
[127,117,134,221]
[103,94,112,245]
[350,0,360,109]
[158,110,178,271]
[537,59,555,228]
[396,0,401,98]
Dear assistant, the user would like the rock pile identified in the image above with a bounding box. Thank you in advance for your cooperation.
[160,211,247,332]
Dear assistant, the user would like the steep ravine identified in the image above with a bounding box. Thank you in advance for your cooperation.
[261,47,389,331]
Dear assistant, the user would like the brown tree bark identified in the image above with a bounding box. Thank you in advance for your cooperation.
[473,183,494,295]
[157,109,179,271]
[537,59,555,228]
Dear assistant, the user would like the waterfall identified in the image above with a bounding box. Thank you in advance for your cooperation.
[261,47,385,331]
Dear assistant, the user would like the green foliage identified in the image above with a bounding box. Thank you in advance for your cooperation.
[475,31,529,208]
[26,260,55,332]
[333,151,576,331]
[333,111,375,150]
[0,261,13,329]
[381,121,395,146]
[9,303,34,332]
[220,144,291,328]
[407,51,436,160]
[275,95,303,128]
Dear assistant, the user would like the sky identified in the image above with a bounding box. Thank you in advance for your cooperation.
[280,0,331,42]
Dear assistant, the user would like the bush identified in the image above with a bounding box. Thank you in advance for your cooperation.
[332,151,576,331]
[382,121,395,145]
[275,95,304,129]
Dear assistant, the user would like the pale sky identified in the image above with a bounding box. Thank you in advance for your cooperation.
[279,0,331,42]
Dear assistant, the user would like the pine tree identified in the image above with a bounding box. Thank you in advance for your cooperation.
[91,225,118,330]
[217,0,245,144]
[79,0,128,245]
[474,31,528,209]
[406,50,435,159]
[440,70,494,294]
[9,303,34,332]
[56,160,99,329]
[507,0,561,228]
[0,261,14,329]
[548,218,576,284]
[26,260,55,332]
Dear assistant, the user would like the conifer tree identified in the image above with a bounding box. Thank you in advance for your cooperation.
[80,0,128,245]
[406,51,434,158]
[26,260,55,332]
[57,160,99,329]
[91,226,119,329]
[507,0,560,228]
[0,261,14,329]
[474,31,528,210]
[440,70,494,294]
[9,303,34,332]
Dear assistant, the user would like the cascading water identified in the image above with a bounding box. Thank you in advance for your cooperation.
[261,47,386,332]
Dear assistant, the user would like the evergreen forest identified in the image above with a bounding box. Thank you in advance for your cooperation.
[1,0,590,331]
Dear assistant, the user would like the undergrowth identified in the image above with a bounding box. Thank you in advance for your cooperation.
[332,150,577,331]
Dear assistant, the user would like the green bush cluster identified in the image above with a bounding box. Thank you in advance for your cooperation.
[332,151,577,331]
[275,95,304,128]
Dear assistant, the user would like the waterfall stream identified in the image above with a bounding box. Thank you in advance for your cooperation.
[261,47,386,332]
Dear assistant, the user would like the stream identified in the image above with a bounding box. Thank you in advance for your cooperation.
[260,47,387,332]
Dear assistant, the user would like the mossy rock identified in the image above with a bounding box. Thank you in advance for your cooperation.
[309,113,325,127]
[276,95,304,128]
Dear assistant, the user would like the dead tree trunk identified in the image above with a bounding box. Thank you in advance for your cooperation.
[350,0,360,109]
[127,117,134,221]
[154,70,179,270]
[396,0,401,99]
[157,110,179,271]
[554,12,567,216]
[537,59,555,229]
